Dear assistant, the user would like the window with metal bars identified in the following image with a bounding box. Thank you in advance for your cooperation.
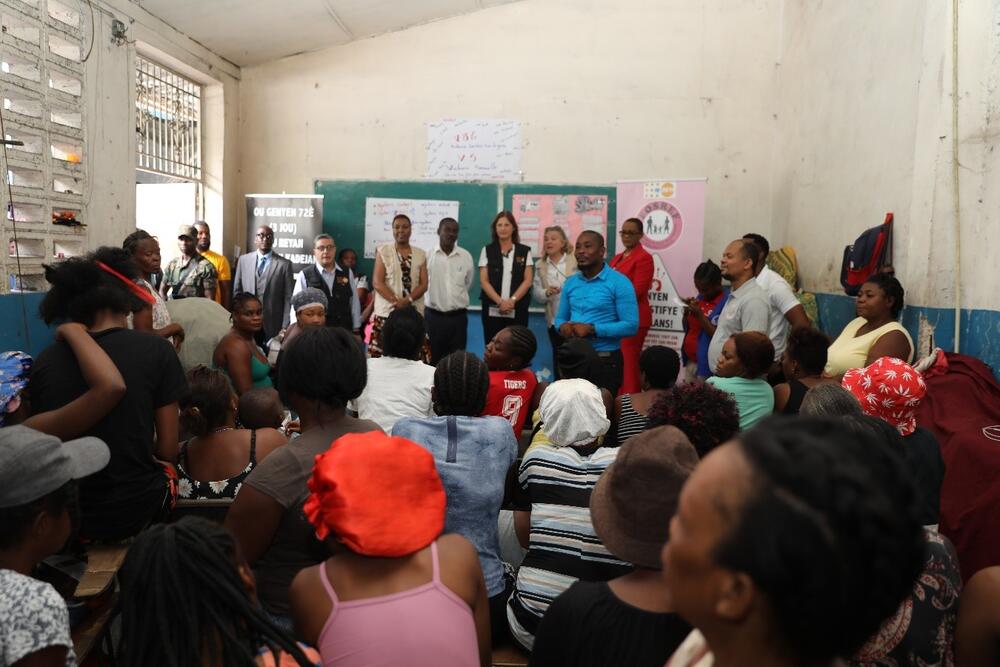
[135,55,201,181]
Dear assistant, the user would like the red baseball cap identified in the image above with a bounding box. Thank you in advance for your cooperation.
[303,431,446,557]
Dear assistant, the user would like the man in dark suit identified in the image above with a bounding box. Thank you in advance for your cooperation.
[232,225,294,343]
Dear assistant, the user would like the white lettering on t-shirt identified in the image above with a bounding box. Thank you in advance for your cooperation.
[503,379,527,389]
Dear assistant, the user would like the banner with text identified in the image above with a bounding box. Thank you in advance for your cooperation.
[364,197,461,258]
[511,194,608,257]
[616,180,706,353]
[245,194,323,273]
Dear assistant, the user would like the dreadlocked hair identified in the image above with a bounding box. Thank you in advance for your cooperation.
[120,517,313,667]
[505,325,537,369]
[434,352,490,416]
[714,417,924,664]
[647,380,740,458]
[39,247,146,326]
[232,292,262,314]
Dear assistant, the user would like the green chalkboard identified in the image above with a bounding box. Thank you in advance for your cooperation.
[314,179,501,305]
[313,180,619,308]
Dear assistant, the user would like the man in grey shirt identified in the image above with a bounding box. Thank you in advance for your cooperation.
[707,239,770,374]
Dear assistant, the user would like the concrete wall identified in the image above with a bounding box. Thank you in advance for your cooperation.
[238,0,784,256]
[85,0,241,251]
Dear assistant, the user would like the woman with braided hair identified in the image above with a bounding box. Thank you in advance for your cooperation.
[393,351,518,645]
[664,417,926,667]
[483,325,547,435]
[119,516,320,666]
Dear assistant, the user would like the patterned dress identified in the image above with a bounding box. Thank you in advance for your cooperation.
[369,251,430,361]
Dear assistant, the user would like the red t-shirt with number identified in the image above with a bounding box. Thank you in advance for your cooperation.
[484,369,538,435]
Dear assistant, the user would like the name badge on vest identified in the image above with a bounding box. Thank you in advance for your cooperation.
[514,255,526,267]
[336,276,350,285]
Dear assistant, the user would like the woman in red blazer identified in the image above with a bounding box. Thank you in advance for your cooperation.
[609,217,654,394]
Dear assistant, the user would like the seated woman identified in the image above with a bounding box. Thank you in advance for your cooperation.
[290,431,489,666]
[614,346,680,444]
[351,306,436,433]
[841,414,961,667]
[177,366,287,501]
[663,418,926,667]
[0,427,110,667]
[799,383,863,418]
[531,426,697,666]
[772,326,837,414]
[483,325,546,436]
[2,323,125,438]
[842,357,944,525]
[825,273,913,378]
[225,327,379,622]
[28,247,187,541]
[267,287,328,368]
[214,293,273,394]
[707,331,775,430]
[508,379,630,651]
[647,381,741,458]
[392,351,518,644]
[120,517,320,666]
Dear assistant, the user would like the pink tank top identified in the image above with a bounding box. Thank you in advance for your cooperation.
[316,541,480,667]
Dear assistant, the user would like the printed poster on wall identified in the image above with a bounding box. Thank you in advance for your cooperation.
[245,194,323,273]
[511,194,608,257]
[616,180,706,353]
[425,118,522,181]
[364,197,460,258]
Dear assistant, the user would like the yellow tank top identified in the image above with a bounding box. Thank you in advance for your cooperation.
[824,317,913,377]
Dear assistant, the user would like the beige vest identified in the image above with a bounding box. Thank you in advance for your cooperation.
[374,244,427,318]
[535,252,577,325]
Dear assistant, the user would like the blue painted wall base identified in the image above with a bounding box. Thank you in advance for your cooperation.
[1,293,995,380]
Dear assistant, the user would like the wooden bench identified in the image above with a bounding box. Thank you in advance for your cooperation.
[171,497,234,523]
[492,640,529,667]
[71,543,130,664]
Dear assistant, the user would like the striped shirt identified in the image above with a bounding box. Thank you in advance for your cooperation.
[507,444,631,650]
[615,393,649,445]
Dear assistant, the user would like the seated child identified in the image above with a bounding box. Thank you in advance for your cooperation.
[483,325,546,436]
[239,387,285,431]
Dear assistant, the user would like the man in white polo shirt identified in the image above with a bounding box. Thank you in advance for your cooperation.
[425,217,474,364]
[742,233,811,363]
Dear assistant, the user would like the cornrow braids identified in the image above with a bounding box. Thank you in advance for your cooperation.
[505,325,537,369]
[123,229,154,256]
[120,517,313,667]
[434,352,490,416]
[714,418,924,664]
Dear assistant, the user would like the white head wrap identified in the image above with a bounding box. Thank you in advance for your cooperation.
[539,378,610,448]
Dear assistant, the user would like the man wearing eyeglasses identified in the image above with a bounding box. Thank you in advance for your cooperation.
[233,225,294,343]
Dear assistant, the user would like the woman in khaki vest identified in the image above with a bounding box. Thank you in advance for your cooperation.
[532,226,577,379]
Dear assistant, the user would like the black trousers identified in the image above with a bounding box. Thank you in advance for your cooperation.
[425,307,468,365]
[596,349,624,398]
[547,326,565,380]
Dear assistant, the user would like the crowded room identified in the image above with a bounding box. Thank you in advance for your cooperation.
[1,0,999,665]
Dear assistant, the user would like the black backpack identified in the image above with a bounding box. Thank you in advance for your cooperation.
[840,213,894,296]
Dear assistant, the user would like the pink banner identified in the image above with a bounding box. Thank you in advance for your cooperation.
[616,180,706,353]
[511,194,609,257]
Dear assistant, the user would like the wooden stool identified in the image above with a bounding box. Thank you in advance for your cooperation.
[71,543,130,664]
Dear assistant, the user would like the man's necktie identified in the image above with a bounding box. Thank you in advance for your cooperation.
[257,256,266,276]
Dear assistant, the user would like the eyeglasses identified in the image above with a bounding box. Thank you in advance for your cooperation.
[619,229,641,236]
[256,232,273,238]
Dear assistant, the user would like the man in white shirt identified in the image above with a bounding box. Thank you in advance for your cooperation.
[291,233,361,334]
[424,217,474,364]
[742,233,811,363]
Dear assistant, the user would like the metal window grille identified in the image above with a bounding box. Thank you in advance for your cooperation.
[136,56,201,180]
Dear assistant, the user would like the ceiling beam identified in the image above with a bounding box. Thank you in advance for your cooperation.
[319,0,355,40]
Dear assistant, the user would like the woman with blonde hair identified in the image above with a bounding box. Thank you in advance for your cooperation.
[533,225,577,378]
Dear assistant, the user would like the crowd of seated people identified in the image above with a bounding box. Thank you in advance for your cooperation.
[5,235,1000,667]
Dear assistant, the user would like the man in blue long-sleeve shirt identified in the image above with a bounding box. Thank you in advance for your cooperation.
[555,231,639,396]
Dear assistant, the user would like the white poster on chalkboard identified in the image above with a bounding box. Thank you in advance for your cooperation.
[425,119,522,181]
[364,197,460,258]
